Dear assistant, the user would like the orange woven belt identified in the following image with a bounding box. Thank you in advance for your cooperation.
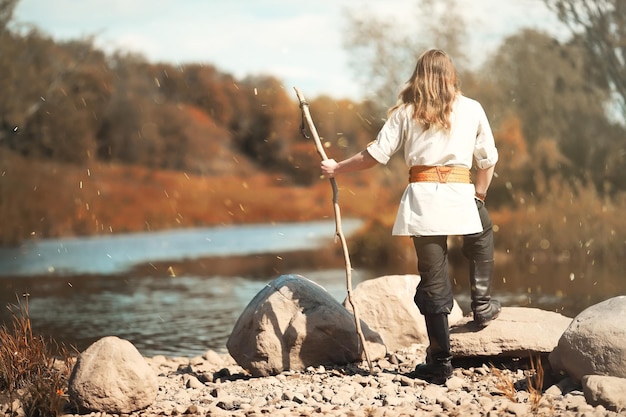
[409,165,471,183]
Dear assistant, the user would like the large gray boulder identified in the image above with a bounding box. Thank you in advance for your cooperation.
[68,336,158,413]
[450,307,572,357]
[549,296,626,381]
[227,274,386,376]
[343,275,464,351]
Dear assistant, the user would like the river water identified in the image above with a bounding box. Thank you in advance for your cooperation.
[0,219,622,358]
[0,220,372,357]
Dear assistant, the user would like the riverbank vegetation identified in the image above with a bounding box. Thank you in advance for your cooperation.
[1,0,625,279]
[0,296,72,416]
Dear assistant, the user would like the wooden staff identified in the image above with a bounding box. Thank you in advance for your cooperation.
[293,87,373,373]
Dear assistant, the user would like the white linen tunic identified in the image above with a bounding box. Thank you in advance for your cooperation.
[367,95,498,236]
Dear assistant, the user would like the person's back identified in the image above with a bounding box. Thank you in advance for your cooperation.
[321,49,501,384]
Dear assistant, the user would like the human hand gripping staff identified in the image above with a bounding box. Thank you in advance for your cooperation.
[315,49,501,385]
[293,87,374,374]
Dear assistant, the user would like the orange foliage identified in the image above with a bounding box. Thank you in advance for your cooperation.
[0,151,392,244]
[494,114,528,169]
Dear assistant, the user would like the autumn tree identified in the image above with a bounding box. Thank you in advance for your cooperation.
[0,29,55,152]
[287,96,382,185]
[341,0,472,194]
[545,0,626,116]
[543,0,626,193]
[0,22,113,163]
[157,63,241,128]
[482,29,625,195]
[343,0,469,112]
[231,76,299,172]
[0,0,16,33]
[25,39,112,163]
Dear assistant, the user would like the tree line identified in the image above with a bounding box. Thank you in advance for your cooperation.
[1,0,625,244]
[0,1,380,188]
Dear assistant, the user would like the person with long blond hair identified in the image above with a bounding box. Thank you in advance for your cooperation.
[321,49,500,384]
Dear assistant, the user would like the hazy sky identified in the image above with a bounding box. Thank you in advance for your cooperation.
[14,0,566,100]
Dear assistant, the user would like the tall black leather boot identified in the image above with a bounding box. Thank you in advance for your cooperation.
[470,259,501,327]
[411,314,453,385]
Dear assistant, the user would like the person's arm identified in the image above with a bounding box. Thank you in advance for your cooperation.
[474,165,494,201]
[321,149,378,178]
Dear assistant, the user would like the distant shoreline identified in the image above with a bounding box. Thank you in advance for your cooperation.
[0,247,349,281]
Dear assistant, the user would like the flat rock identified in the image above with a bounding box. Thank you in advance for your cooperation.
[344,274,464,351]
[450,307,572,357]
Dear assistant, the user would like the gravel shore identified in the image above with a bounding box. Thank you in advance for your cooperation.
[110,346,621,417]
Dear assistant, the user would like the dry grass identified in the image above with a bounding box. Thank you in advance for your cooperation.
[527,354,547,414]
[492,366,517,402]
[0,294,73,417]
[492,177,626,271]
[491,354,553,415]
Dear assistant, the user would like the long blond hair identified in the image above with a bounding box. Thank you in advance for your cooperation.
[390,49,460,130]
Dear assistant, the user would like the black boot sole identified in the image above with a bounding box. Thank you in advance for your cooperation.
[409,364,453,385]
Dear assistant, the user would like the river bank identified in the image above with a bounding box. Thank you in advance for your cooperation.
[48,347,619,417]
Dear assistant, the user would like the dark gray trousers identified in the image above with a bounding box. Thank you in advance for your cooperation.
[413,199,494,315]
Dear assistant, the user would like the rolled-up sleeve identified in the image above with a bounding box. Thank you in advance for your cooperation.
[473,104,498,169]
[366,109,406,165]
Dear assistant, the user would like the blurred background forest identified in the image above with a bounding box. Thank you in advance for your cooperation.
[1,0,625,278]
